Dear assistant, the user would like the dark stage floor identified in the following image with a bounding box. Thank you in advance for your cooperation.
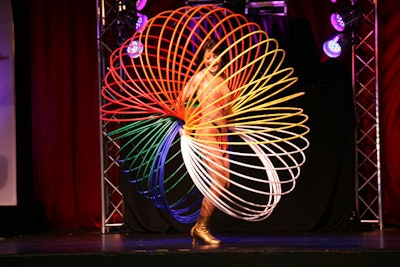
[1,228,400,266]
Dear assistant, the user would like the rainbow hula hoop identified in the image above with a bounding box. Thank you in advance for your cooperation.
[101,4,310,223]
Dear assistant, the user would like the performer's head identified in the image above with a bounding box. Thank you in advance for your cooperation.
[200,38,228,75]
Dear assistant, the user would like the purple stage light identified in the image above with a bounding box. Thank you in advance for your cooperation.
[323,33,347,58]
[330,6,360,32]
[135,13,148,32]
[136,0,147,11]
[330,13,345,32]
[127,40,144,58]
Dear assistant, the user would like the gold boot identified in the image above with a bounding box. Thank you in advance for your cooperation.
[190,216,221,245]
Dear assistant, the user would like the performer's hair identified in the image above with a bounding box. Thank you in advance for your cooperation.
[197,37,228,69]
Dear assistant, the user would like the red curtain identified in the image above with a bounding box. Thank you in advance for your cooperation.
[29,0,101,229]
[28,0,399,230]
[380,1,400,226]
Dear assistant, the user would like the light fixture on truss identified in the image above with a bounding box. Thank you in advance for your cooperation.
[330,5,360,32]
[323,32,351,58]
[136,0,147,11]
[323,2,360,58]
[245,0,287,16]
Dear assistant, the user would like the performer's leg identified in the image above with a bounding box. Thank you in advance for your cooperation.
[191,147,230,245]
[199,151,230,216]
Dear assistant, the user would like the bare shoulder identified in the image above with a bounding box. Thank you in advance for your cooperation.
[191,69,205,83]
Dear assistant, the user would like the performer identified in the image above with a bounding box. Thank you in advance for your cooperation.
[181,38,231,245]
[101,4,309,247]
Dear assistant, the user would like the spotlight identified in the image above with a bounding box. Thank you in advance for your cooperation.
[136,0,147,11]
[127,40,144,59]
[135,13,148,32]
[330,6,360,32]
[323,33,350,58]
[245,0,287,16]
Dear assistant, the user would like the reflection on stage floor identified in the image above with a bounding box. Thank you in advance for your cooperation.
[1,228,400,266]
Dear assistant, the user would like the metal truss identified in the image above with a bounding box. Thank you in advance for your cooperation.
[97,0,124,233]
[352,0,382,229]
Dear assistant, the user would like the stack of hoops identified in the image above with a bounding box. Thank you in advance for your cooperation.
[101,4,310,224]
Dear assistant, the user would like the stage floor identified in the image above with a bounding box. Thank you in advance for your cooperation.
[1,228,400,266]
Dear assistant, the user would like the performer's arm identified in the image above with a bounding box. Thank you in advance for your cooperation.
[182,73,199,102]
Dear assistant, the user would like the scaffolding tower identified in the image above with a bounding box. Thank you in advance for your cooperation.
[352,0,382,228]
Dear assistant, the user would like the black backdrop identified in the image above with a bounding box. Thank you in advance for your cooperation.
[119,15,362,234]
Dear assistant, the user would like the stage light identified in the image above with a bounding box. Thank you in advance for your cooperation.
[135,13,148,32]
[330,6,360,32]
[245,0,287,16]
[323,33,350,58]
[127,40,144,59]
[136,0,147,11]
